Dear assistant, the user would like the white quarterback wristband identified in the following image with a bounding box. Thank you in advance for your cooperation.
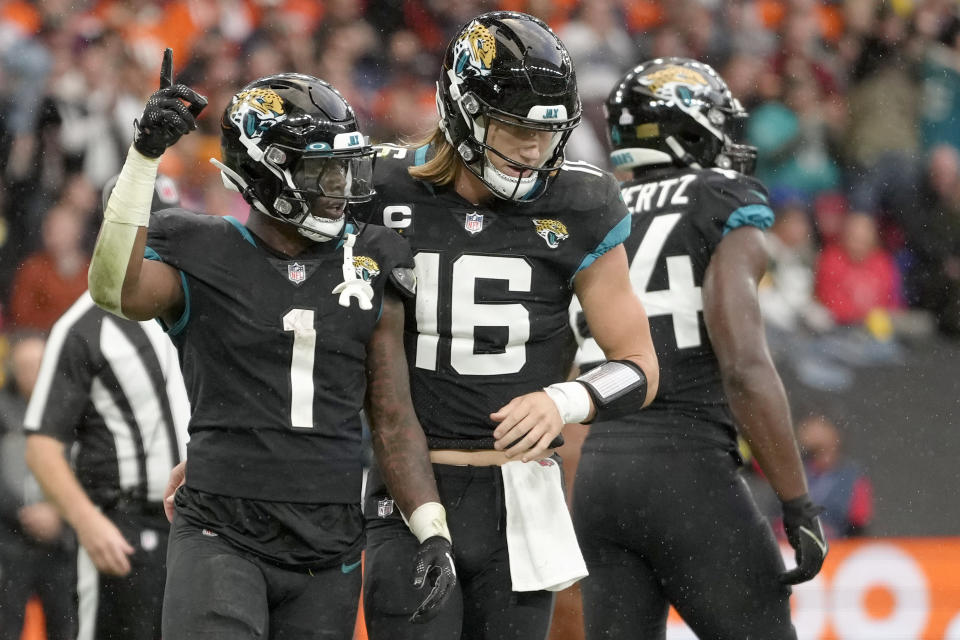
[88,145,161,317]
[406,501,452,543]
[543,381,592,424]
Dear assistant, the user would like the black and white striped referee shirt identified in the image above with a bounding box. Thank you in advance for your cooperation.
[24,292,189,507]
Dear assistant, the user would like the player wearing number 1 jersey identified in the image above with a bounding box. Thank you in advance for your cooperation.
[572,58,827,640]
[361,12,659,640]
[87,55,455,639]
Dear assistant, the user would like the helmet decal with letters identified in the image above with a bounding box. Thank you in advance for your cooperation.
[533,218,569,249]
[453,21,496,78]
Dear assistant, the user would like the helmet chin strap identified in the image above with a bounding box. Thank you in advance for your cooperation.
[298,214,344,243]
[481,161,538,200]
[211,158,272,215]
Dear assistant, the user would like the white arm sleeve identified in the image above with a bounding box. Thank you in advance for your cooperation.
[88,145,161,317]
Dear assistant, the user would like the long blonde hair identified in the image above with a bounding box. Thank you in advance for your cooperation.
[406,126,461,186]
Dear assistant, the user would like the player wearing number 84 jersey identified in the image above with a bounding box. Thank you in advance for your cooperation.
[360,11,659,640]
[572,58,826,640]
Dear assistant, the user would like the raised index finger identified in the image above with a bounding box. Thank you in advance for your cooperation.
[159,48,173,90]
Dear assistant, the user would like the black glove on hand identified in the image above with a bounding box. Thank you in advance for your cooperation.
[409,535,456,624]
[779,494,828,585]
[133,48,207,158]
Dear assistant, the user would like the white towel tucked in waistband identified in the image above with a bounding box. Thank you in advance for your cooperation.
[501,458,588,592]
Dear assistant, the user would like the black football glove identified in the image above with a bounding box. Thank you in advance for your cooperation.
[779,494,828,585]
[409,535,456,624]
[133,48,207,158]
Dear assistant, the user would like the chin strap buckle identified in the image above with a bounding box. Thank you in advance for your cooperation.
[332,232,374,310]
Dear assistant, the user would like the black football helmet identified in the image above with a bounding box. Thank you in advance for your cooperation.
[436,11,581,202]
[605,58,757,175]
[216,73,375,242]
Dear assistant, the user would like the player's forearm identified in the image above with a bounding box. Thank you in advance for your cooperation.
[723,362,808,502]
[89,145,159,317]
[24,436,101,529]
[369,410,440,516]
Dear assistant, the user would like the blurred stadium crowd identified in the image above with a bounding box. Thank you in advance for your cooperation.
[2,0,960,506]
[3,0,960,345]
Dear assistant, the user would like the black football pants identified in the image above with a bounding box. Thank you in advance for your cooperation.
[573,440,796,640]
[162,513,361,640]
[363,462,555,640]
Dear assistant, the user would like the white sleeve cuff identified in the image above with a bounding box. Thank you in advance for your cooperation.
[406,501,451,543]
[543,381,592,424]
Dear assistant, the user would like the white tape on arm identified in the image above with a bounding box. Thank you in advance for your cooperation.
[543,381,592,424]
[406,501,452,543]
[88,145,161,316]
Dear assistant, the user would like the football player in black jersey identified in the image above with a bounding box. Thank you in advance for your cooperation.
[87,50,455,639]
[572,58,828,639]
[360,12,659,640]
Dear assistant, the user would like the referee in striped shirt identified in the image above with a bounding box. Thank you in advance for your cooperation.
[23,175,189,640]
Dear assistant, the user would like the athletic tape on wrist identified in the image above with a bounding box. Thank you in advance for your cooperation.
[543,381,592,424]
[88,145,161,316]
[406,501,451,543]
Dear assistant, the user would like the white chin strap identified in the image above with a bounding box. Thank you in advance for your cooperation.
[298,214,344,243]
[482,163,538,200]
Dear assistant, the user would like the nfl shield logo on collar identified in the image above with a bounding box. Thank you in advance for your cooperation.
[377,498,394,518]
[464,211,484,235]
[287,262,306,284]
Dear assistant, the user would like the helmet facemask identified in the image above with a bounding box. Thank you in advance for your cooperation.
[442,77,577,201]
[260,141,375,242]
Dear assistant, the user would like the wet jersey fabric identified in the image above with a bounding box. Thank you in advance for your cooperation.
[584,167,774,450]
[367,145,631,449]
[146,208,412,567]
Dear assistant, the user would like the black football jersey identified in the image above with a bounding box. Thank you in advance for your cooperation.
[146,209,413,503]
[579,167,774,445]
[366,145,630,448]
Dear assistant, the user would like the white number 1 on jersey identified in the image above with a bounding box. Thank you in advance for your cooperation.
[283,308,316,428]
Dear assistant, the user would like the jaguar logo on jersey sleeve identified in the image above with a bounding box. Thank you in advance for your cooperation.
[352,256,381,282]
[453,21,496,77]
[640,66,710,107]
[228,88,286,140]
[533,219,569,249]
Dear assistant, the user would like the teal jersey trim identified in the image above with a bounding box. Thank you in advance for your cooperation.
[414,144,429,166]
[573,214,631,282]
[143,246,191,336]
[225,216,256,246]
[723,204,774,236]
[336,223,357,249]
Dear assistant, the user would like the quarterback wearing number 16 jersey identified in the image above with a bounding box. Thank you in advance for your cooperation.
[370,145,629,449]
[360,12,659,640]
